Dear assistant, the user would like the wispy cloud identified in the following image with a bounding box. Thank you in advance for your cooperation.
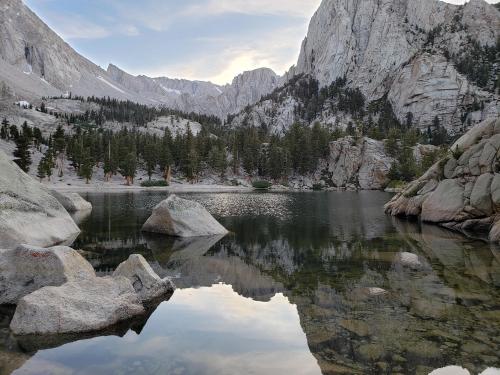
[37,14,112,40]
[105,0,321,32]
[182,0,321,18]
[135,25,306,84]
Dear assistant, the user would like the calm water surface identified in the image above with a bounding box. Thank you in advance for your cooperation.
[1,192,499,375]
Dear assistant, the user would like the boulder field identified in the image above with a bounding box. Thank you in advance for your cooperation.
[385,118,500,241]
[0,150,80,249]
[1,245,174,336]
[142,194,229,237]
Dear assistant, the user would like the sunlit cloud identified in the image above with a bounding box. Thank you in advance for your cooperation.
[134,25,306,84]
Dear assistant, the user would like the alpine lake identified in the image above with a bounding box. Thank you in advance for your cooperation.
[1,191,499,375]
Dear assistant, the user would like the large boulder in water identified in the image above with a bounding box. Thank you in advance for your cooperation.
[9,250,174,335]
[142,195,229,237]
[50,190,92,212]
[10,276,145,335]
[0,151,80,249]
[0,245,95,305]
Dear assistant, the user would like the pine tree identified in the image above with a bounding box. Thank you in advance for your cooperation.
[79,149,94,184]
[41,147,55,181]
[13,134,32,172]
[33,127,43,149]
[0,124,6,140]
[405,112,414,129]
[9,125,19,141]
[53,125,66,177]
[384,129,400,157]
[120,152,137,185]
[143,140,158,181]
[158,143,173,182]
[36,158,46,181]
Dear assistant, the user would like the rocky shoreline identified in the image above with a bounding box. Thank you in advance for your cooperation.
[0,153,233,338]
[385,118,500,242]
[2,245,174,336]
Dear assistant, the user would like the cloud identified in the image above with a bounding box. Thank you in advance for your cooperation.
[106,0,321,32]
[40,14,112,40]
[182,0,321,18]
[137,25,306,84]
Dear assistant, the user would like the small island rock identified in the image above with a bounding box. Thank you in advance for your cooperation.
[142,195,229,237]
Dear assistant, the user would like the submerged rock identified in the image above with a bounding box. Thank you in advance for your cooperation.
[113,254,174,302]
[142,195,229,237]
[0,151,80,249]
[8,248,174,336]
[50,190,92,212]
[0,245,95,305]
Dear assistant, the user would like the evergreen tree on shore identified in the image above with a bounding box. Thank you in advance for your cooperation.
[13,133,32,172]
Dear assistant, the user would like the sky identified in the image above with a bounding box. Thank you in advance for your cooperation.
[23,0,500,85]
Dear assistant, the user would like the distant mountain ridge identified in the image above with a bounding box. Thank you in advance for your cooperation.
[0,0,281,118]
[0,0,499,128]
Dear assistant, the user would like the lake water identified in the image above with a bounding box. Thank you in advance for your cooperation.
[1,191,499,375]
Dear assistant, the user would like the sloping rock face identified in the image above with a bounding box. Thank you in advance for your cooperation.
[388,53,496,131]
[8,249,174,335]
[0,245,95,304]
[50,191,92,212]
[295,0,500,131]
[0,150,80,249]
[142,195,229,237]
[385,118,500,241]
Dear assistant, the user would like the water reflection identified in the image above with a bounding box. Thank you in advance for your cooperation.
[1,192,499,375]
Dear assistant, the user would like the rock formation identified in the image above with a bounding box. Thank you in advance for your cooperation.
[316,137,394,190]
[288,137,437,191]
[0,245,95,305]
[50,190,92,212]
[7,247,174,335]
[0,150,80,249]
[385,117,500,241]
[294,0,499,131]
[142,195,229,237]
[113,254,174,302]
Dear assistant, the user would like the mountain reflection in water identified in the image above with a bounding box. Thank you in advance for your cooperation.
[1,192,499,375]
